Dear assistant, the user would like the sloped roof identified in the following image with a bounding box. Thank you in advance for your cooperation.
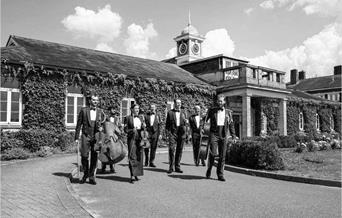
[288,75,341,91]
[1,35,208,85]
[289,90,328,101]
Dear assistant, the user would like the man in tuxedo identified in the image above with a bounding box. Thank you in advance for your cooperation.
[165,99,188,174]
[144,104,161,167]
[189,105,206,166]
[75,92,105,185]
[205,96,235,182]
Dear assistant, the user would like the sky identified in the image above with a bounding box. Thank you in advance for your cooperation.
[1,0,341,81]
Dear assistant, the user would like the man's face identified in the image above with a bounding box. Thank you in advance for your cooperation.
[110,108,116,114]
[194,106,200,115]
[133,106,139,115]
[90,96,99,107]
[175,100,181,110]
[217,97,225,108]
[150,105,156,113]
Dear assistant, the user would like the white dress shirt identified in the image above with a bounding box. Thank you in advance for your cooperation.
[150,114,155,125]
[90,109,96,121]
[109,117,115,123]
[195,115,200,128]
[217,109,225,126]
[175,111,180,127]
[133,117,142,130]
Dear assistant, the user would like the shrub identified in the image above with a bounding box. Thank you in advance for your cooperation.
[55,131,75,151]
[1,131,24,152]
[1,147,30,160]
[14,129,58,152]
[227,140,285,170]
[306,140,319,152]
[331,139,341,149]
[295,142,308,153]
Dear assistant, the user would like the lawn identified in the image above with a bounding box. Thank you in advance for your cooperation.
[275,149,341,181]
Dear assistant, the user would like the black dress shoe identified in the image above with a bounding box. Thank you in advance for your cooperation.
[130,178,134,184]
[167,169,173,174]
[134,176,139,181]
[144,162,148,167]
[206,171,211,179]
[202,161,206,166]
[218,176,226,182]
[110,168,115,173]
[80,175,87,184]
[89,178,97,185]
[175,169,183,173]
[149,163,156,167]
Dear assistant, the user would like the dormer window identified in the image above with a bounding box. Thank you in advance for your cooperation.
[299,112,304,131]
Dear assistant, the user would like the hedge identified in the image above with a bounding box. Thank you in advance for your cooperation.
[227,140,285,170]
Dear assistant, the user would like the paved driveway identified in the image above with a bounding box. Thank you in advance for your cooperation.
[73,151,341,218]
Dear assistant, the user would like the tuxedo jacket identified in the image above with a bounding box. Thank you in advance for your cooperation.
[206,107,235,138]
[165,109,187,137]
[124,115,145,138]
[144,112,161,137]
[189,114,203,135]
[75,107,105,140]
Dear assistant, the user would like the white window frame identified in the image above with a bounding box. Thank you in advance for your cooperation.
[65,93,85,127]
[299,112,304,131]
[0,88,22,125]
[330,116,334,131]
[261,112,267,134]
[121,98,135,123]
[315,113,320,131]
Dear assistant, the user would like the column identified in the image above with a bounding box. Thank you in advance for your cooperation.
[242,94,252,137]
[279,98,287,136]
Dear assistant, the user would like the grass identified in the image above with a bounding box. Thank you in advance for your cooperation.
[275,149,342,181]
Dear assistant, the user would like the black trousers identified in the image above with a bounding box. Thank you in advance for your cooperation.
[81,137,98,179]
[192,132,204,165]
[207,133,227,177]
[144,133,158,164]
[168,128,185,170]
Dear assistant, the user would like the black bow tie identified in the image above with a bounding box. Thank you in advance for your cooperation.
[219,108,224,111]
[175,110,180,112]
[134,115,139,118]
[90,107,96,111]
[151,112,155,115]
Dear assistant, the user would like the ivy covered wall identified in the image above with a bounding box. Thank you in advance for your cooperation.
[1,61,214,133]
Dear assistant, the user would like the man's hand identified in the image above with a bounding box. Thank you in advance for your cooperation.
[159,135,162,140]
[98,126,103,132]
[75,139,79,144]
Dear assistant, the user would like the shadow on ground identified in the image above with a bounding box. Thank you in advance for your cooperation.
[96,175,131,183]
[168,174,206,180]
[144,168,169,173]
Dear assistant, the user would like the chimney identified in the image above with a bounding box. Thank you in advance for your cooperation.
[298,70,306,80]
[334,65,341,75]
[290,69,298,84]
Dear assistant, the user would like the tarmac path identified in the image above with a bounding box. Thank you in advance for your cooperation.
[1,154,92,218]
[73,151,341,218]
[1,151,341,218]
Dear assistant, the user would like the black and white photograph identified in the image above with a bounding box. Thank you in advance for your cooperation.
[1,0,341,217]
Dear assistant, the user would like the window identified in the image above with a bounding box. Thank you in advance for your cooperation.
[299,112,304,131]
[121,98,135,123]
[0,88,22,125]
[252,69,257,78]
[225,61,232,68]
[330,116,334,131]
[325,94,328,99]
[315,113,320,131]
[276,74,281,82]
[65,93,85,126]
[261,112,267,134]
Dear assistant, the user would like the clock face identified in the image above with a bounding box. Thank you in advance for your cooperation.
[179,43,187,55]
[192,43,199,54]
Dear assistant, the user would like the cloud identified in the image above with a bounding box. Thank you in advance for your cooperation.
[165,47,177,59]
[202,28,235,57]
[244,8,255,15]
[259,0,342,18]
[124,23,158,59]
[249,22,342,81]
[95,43,115,53]
[260,0,275,9]
[62,4,122,42]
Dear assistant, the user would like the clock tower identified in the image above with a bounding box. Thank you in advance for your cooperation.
[174,12,205,65]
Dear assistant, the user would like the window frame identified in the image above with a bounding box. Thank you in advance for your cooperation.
[299,112,304,131]
[315,113,320,131]
[0,87,22,125]
[330,116,334,131]
[65,93,85,127]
